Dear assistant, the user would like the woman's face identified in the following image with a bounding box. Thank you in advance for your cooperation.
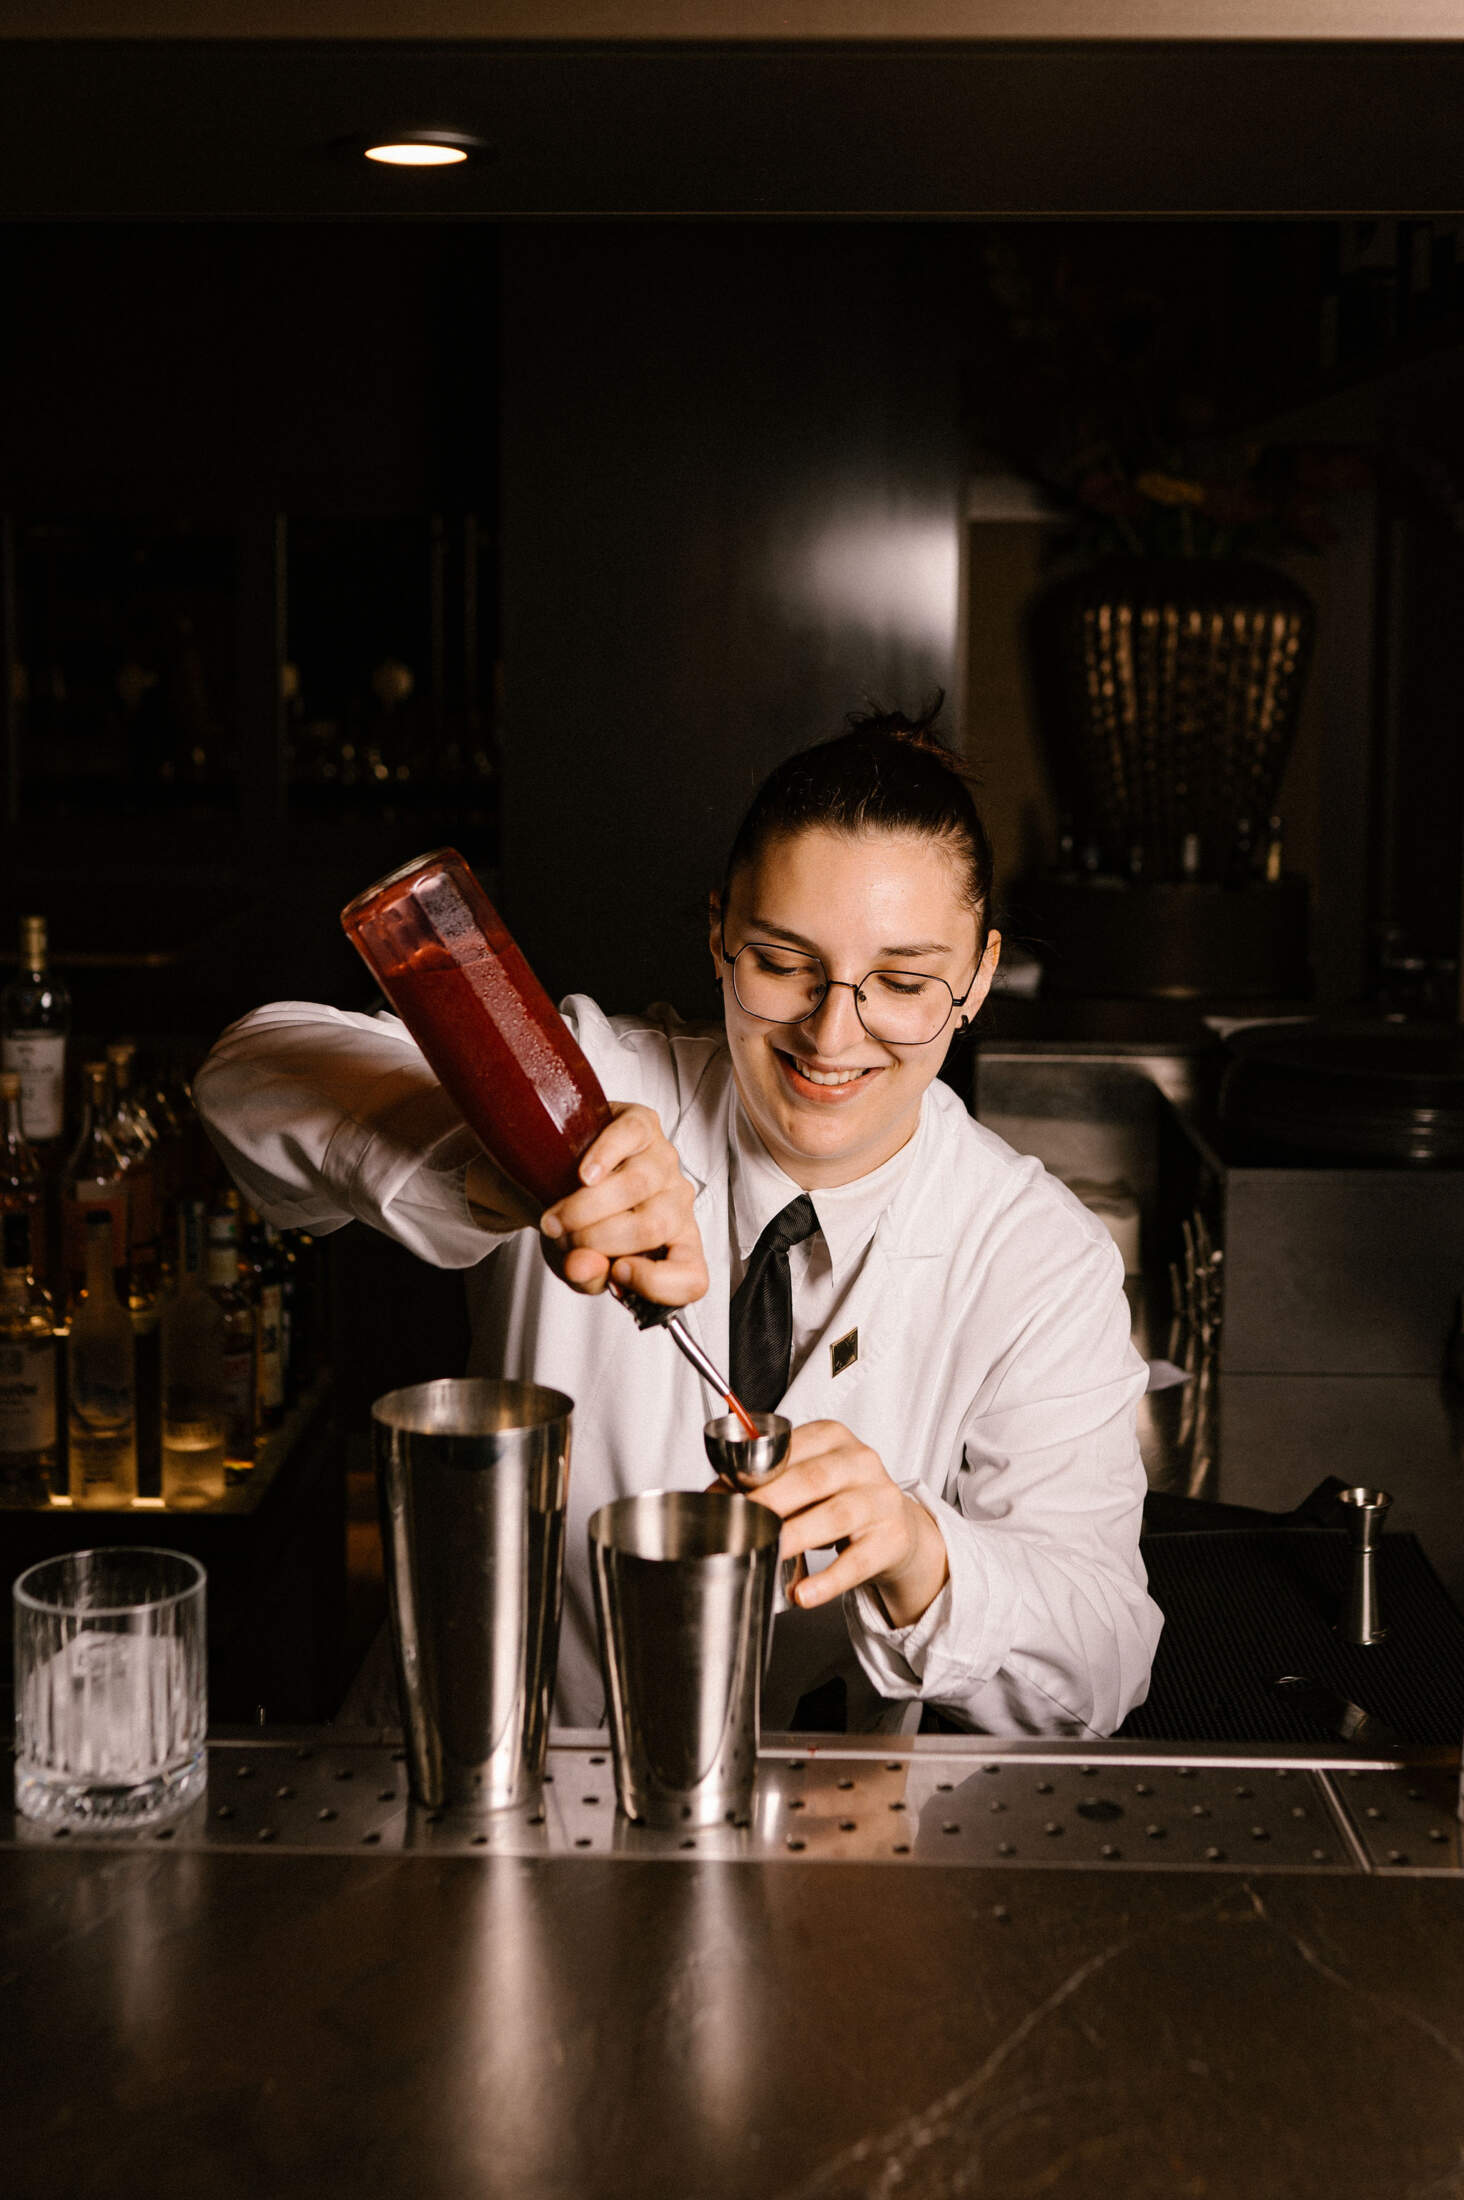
[711,826,1000,1188]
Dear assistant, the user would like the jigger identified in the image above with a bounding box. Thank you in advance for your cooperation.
[704,1412,806,1607]
[1338,1485,1391,1646]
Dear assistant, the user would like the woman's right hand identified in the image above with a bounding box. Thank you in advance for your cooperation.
[534,1101,708,1309]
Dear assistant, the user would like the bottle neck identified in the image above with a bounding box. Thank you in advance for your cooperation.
[177,1201,206,1284]
[19,918,48,985]
[2,1210,32,1284]
[83,1218,117,1294]
[70,1076,116,1168]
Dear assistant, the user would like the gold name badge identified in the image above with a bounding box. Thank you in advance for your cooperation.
[830,1328,859,1378]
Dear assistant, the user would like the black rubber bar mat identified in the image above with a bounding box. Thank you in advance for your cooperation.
[1119,1529,1464,1746]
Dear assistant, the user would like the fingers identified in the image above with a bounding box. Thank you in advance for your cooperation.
[607,1237,709,1307]
[538,1099,707,1304]
[550,1178,694,1262]
[573,1101,662,1187]
[744,1425,949,1622]
[747,1424,878,1519]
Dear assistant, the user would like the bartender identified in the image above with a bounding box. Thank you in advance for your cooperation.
[195,703,1160,1736]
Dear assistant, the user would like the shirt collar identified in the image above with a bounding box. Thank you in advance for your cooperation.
[729,1095,923,1284]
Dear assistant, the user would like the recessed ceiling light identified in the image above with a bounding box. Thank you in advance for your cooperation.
[357,131,487,169]
[367,142,464,168]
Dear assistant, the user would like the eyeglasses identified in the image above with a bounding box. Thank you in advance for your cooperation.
[720,929,976,1046]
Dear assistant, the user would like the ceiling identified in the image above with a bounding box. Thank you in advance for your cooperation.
[1,13,1463,216]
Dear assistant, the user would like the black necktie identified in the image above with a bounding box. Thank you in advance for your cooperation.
[729,1194,820,1413]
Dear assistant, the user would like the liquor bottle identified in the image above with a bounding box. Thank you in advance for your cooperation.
[241,1203,285,1435]
[161,1199,227,1507]
[62,1061,129,1316]
[105,1040,162,1311]
[68,1207,137,1507]
[143,1062,188,1294]
[1,914,71,1148]
[0,1206,59,1501]
[207,1192,257,1478]
[0,1068,43,1258]
[279,1227,316,1406]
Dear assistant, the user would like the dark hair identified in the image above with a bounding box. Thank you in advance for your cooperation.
[723,693,995,950]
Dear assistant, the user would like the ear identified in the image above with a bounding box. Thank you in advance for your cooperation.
[959,929,1002,1028]
[708,889,724,979]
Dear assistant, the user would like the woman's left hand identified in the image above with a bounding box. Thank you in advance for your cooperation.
[746,1420,950,1629]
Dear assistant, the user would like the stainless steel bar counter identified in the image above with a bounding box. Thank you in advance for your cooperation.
[8,1731,1464,2200]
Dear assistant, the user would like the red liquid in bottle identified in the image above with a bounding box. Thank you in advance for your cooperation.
[344,851,760,1438]
[342,851,612,1209]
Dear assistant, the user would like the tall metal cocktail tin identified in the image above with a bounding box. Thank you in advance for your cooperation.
[589,1487,780,1830]
[372,1378,572,1811]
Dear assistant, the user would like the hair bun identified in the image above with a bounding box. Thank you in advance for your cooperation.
[845,690,952,758]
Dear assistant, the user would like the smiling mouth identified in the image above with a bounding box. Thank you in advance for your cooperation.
[775,1048,884,1099]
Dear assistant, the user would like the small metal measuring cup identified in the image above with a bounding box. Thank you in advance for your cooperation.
[704,1411,806,1608]
[1338,1485,1391,1646]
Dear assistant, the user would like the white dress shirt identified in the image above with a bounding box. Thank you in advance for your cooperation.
[195,995,1162,1736]
[728,1094,919,1389]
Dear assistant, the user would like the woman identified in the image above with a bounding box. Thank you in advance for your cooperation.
[196,704,1160,1736]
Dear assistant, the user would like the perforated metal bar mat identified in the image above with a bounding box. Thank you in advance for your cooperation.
[5,1738,1460,1874]
[1120,1529,1464,1745]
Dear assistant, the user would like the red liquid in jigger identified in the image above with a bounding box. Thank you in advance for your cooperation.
[344,858,612,1209]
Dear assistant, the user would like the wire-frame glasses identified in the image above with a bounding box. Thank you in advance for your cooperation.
[721,930,976,1046]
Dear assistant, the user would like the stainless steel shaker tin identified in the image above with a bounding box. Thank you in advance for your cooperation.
[588,1487,780,1830]
[372,1378,572,1812]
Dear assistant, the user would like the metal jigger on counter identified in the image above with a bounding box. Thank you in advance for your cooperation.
[704,1410,807,1607]
[1338,1485,1391,1646]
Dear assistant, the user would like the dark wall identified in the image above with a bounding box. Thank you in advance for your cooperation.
[0,224,494,515]
[497,225,965,1014]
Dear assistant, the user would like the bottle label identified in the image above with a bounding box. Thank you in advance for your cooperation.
[2,1033,66,1141]
[0,1335,57,1453]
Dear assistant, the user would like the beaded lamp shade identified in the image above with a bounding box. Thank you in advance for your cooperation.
[1031,558,1316,884]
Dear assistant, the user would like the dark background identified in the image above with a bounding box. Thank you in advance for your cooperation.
[1,23,1462,1037]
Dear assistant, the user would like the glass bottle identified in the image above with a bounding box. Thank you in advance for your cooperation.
[240,1202,285,1435]
[279,1228,315,1406]
[207,1192,257,1478]
[161,1199,227,1508]
[0,1206,59,1502]
[144,1062,187,1295]
[68,1207,137,1507]
[1,1068,44,1264]
[1,914,71,1148]
[105,1040,161,1313]
[61,1061,129,1318]
[340,847,613,1208]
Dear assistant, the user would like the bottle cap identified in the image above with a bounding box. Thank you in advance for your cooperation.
[19,914,46,961]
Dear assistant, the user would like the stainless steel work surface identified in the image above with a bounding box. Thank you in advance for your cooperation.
[4,1734,1461,1875]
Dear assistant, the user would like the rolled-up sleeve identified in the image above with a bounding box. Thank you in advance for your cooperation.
[193,1002,494,1267]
